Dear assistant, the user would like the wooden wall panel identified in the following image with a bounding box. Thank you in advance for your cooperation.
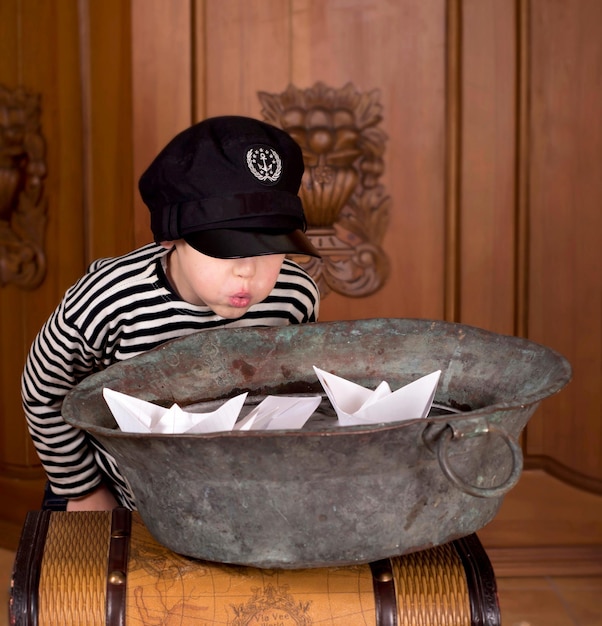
[525,0,602,488]
[201,1,292,118]
[0,0,140,527]
[0,1,84,467]
[0,0,25,474]
[133,0,445,320]
[0,0,85,522]
[85,1,135,260]
[459,0,517,335]
[290,0,447,323]
[0,2,19,79]
[192,0,448,323]
[132,0,192,247]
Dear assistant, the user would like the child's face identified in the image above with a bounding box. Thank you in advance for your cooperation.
[166,240,285,319]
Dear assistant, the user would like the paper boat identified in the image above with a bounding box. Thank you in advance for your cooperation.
[103,387,321,434]
[313,367,441,426]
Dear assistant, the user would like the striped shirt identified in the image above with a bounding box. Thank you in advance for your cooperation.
[21,243,319,508]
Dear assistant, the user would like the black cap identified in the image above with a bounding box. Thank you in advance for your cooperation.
[138,115,320,259]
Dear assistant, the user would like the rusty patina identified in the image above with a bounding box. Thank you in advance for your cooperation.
[62,318,571,568]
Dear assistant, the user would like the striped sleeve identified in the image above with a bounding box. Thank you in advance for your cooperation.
[21,300,104,497]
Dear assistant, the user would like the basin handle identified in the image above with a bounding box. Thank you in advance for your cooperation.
[436,423,523,498]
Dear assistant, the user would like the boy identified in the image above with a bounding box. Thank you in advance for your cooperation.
[21,116,320,511]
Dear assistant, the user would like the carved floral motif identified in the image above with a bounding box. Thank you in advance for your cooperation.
[0,84,47,289]
[259,82,390,297]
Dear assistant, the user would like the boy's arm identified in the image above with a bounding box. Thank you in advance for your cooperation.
[21,302,105,501]
[66,484,118,511]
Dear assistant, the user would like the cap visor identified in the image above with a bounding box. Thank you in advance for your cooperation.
[184,229,321,259]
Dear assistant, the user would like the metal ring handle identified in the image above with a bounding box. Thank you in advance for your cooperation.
[436,424,523,498]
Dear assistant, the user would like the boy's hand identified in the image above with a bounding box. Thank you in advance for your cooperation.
[66,484,119,511]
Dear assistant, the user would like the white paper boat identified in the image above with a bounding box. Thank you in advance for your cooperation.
[103,387,320,434]
[313,367,441,426]
[102,388,249,434]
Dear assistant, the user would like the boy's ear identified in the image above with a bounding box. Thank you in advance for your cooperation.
[159,241,176,250]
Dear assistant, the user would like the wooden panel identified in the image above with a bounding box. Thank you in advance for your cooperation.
[480,471,602,577]
[0,0,145,520]
[290,0,447,322]
[85,0,135,261]
[195,0,447,322]
[525,0,602,488]
[201,0,292,118]
[0,1,19,84]
[132,0,192,247]
[0,0,24,474]
[459,0,518,335]
[0,0,86,521]
[0,0,84,476]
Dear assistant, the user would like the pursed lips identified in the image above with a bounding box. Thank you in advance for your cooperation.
[229,292,252,308]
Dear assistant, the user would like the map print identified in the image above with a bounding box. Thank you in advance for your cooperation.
[125,514,377,625]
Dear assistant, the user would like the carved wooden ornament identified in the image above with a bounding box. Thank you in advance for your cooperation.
[259,82,390,297]
[0,84,47,289]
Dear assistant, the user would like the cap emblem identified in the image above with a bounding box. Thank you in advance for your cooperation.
[246,146,282,184]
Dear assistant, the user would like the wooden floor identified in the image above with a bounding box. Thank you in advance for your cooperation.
[2,470,601,624]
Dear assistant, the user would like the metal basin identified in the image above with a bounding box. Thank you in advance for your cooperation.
[62,318,571,568]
